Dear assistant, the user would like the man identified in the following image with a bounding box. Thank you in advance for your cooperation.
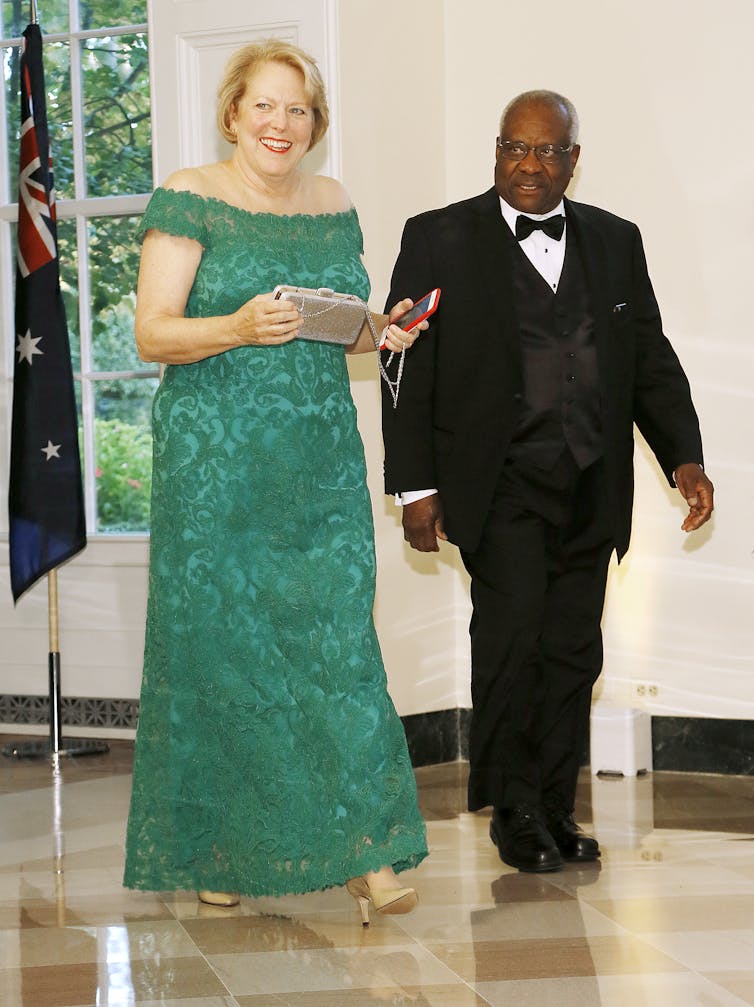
[382,90,714,873]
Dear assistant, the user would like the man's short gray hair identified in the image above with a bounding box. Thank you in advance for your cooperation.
[499,90,579,144]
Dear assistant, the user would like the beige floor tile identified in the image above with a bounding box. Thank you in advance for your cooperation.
[711,850,754,883]
[0,892,175,929]
[390,899,620,943]
[704,972,754,1006]
[181,910,418,953]
[167,885,351,919]
[640,929,754,972]
[0,845,127,875]
[0,954,228,1007]
[590,893,754,933]
[546,860,754,901]
[0,858,130,899]
[208,945,459,995]
[137,1000,239,1007]
[0,920,203,969]
[379,873,502,907]
[236,986,491,1005]
[426,934,688,982]
[477,973,751,1007]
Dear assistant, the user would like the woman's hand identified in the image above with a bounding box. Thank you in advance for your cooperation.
[231,292,304,346]
[381,298,429,353]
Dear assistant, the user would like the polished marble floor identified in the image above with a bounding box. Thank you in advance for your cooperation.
[1,735,753,1006]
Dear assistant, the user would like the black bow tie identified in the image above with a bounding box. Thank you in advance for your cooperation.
[515,214,565,242]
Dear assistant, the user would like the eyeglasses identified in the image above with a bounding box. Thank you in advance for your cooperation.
[496,139,573,164]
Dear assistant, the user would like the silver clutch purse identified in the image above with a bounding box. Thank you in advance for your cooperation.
[271,284,405,409]
[272,285,367,345]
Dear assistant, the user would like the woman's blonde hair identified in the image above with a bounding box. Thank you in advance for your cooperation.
[217,39,329,150]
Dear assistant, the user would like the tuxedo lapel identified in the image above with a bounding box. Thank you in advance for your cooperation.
[469,188,519,342]
[565,198,613,374]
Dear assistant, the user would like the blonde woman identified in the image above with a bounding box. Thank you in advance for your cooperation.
[123,39,427,923]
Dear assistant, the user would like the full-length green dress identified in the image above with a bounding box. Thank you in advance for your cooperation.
[123,189,428,897]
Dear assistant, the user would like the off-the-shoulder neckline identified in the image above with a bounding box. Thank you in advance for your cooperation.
[154,187,357,221]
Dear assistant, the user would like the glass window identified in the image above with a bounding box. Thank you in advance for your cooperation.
[2,1,70,38]
[1,2,155,535]
[82,32,151,197]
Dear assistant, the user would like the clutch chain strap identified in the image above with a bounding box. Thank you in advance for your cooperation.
[288,292,344,320]
[287,288,405,409]
[364,311,404,410]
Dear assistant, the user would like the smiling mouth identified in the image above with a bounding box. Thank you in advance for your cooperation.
[260,137,292,152]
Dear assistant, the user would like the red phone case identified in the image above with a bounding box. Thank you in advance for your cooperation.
[381,288,441,347]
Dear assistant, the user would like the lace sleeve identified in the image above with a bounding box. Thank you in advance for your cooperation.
[139,187,209,246]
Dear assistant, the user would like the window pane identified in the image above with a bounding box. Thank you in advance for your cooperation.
[45,41,74,199]
[56,217,80,371]
[2,40,73,199]
[79,1,146,31]
[1,1,69,38]
[82,32,151,197]
[2,42,20,201]
[94,376,156,533]
[89,214,149,372]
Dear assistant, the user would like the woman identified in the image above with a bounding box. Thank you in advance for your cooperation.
[122,39,428,923]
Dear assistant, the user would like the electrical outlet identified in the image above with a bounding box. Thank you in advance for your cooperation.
[634,682,659,700]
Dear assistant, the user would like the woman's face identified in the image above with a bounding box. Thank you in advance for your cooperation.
[230,60,315,182]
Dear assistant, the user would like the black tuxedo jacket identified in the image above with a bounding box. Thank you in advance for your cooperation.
[382,187,704,558]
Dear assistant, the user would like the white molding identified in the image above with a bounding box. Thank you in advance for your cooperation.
[175,23,299,169]
[0,196,150,221]
[323,0,342,180]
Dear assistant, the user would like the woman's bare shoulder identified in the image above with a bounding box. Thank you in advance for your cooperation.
[161,163,227,196]
[309,175,354,213]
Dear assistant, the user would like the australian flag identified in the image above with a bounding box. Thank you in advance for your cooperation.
[8,23,86,602]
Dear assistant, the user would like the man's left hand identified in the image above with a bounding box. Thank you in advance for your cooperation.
[673,463,714,532]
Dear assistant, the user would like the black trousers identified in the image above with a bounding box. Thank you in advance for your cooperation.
[461,450,614,814]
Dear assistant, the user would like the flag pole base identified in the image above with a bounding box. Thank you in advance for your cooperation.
[2,738,109,759]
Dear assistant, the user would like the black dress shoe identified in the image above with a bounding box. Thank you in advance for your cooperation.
[547,813,600,862]
[489,806,563,873]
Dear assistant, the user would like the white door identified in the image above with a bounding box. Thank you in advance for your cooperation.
[147,0,340,185]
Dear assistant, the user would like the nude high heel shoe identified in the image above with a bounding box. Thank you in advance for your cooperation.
[197,890,240,907]
[345,876,418,927]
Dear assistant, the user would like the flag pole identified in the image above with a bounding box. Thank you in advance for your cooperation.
[49,568,61,756]
[3,14,108,762]
[3,569,109,760]
[30,1,38,25]
[48,568,108,759]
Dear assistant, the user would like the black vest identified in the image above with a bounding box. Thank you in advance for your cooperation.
[508,234,602,470]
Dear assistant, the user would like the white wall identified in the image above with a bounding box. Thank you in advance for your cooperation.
[1,0,752,734]
[342,0,754,718]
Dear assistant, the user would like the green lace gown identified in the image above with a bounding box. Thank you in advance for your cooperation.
[123,188,428,897]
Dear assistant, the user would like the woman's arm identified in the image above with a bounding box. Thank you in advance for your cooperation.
[135,229,303,365]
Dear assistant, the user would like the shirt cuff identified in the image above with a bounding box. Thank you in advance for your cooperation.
[395,488,438,506]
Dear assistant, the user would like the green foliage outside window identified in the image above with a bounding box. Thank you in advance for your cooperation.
[89,416,152,533]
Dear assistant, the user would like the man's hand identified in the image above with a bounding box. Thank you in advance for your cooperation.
[402,494,448,552]
[673,462,714,532]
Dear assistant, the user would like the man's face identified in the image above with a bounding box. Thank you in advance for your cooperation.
[494,99,580,214]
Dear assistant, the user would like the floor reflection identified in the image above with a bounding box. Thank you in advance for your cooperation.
[0,737,753,1007]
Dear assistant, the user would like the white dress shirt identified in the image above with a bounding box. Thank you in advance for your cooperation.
[499,196,567,292]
